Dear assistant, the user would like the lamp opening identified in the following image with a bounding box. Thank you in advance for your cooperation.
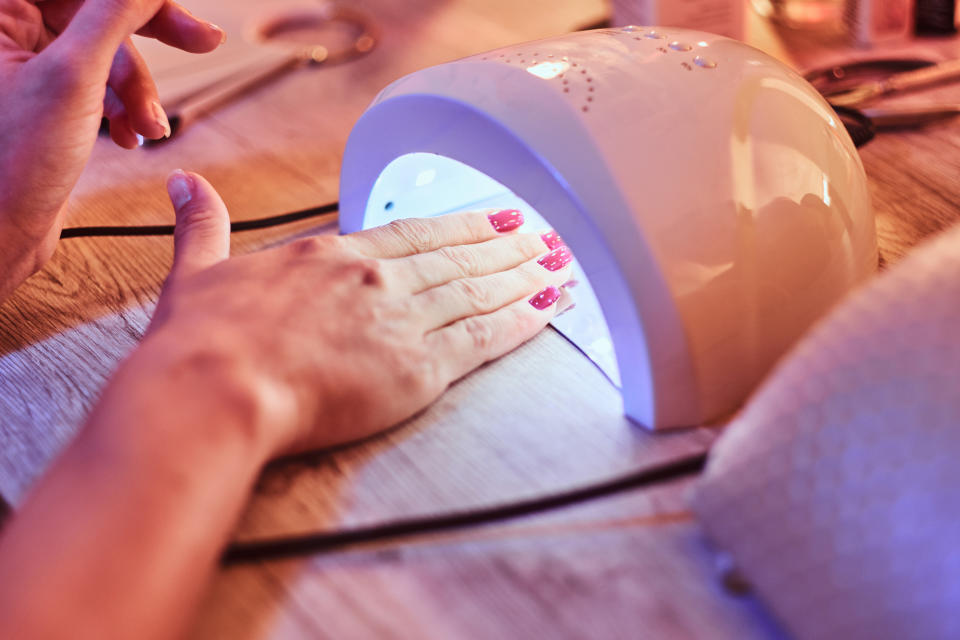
[365,152,621,388]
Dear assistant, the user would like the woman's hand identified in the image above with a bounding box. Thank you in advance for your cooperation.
[0,0,225,301]
[128,171,574,459]
[0,175,572,640]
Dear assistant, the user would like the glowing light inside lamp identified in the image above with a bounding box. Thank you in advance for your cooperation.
[526,61,570,80]
[365,153,621,387]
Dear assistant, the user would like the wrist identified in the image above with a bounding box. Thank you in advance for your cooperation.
[0,216,59,303]
[89,329,300,470]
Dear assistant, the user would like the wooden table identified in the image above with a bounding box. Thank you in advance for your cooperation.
[3,1,960,637]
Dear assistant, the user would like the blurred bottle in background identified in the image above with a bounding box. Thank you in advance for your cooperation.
[611,0,928,46]
[753,0,847,33]
[610,0,746,39]
[914,0,957,34]
[845,0,913,45]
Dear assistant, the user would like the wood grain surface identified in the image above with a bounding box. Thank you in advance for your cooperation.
[2,0,960,637]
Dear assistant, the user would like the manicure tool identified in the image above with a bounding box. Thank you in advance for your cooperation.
[155,4,378,142]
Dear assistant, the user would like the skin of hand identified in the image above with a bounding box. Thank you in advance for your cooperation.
[147,171,575,455]
[0,172,573,639]
[0,0,225,302]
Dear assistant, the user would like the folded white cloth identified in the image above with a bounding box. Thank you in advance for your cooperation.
[695,221,960,639]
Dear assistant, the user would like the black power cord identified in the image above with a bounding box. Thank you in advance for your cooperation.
[56,199,709,565]
[831,105,876,149]
[59,201,339,239]
[222,452,707,564]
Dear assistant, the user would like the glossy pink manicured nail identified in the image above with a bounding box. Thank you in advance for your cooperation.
[529,286,562,310]
[488,209,523,233]
[540,230,565,250]
[537,246,573,272]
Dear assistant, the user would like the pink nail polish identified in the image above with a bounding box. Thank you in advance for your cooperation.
[488,209,523,233]
[537,246,573,272]
[540,230,565,250]
[529,286,562,310]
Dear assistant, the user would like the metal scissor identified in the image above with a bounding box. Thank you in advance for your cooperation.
[104,4,378,144]
[805,57,960,146]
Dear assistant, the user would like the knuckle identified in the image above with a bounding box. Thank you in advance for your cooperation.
[453,277,492,311]
[4,1,40,25]
[387,218,437,253]
[515,266,543,289]
[323,254,385,289]
[174,206,218,235]
[461,316,497,353]
[437,245,482,278]
[519,233,550,258]
[287,235,339,258]
[350,257,385,287]
[513,305,544,334]
[398,353,441,397]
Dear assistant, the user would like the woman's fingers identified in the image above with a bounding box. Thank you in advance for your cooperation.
[136,2,225,53]
[38,1,224,100]
[99,2,226,145]
[416,246,574,329]
[102,86,141,149]
[45,0,168,72]
[345,209,526,259]
[47,0,222,58]
[428,286,573,382]
[390,232,552,294]
[107,4,227,144]
[108,39,169,140]
[167,171,231,281]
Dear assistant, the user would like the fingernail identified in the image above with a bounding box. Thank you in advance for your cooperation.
[210,23,227,45]
[562,278,579,289]
[540,230,565,250]
[537,246,573,272]
[529,286,562,310]
[152,101,171,138]
[488,209,523,233]
[167,170,194,210]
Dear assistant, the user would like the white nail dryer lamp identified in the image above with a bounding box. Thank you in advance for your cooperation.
[339,27,877,429]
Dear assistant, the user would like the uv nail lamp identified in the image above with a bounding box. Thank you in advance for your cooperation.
[339,27,877,429]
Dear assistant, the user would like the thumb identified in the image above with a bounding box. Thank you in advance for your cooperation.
[167,170,230,280]
[46,0,166,76]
